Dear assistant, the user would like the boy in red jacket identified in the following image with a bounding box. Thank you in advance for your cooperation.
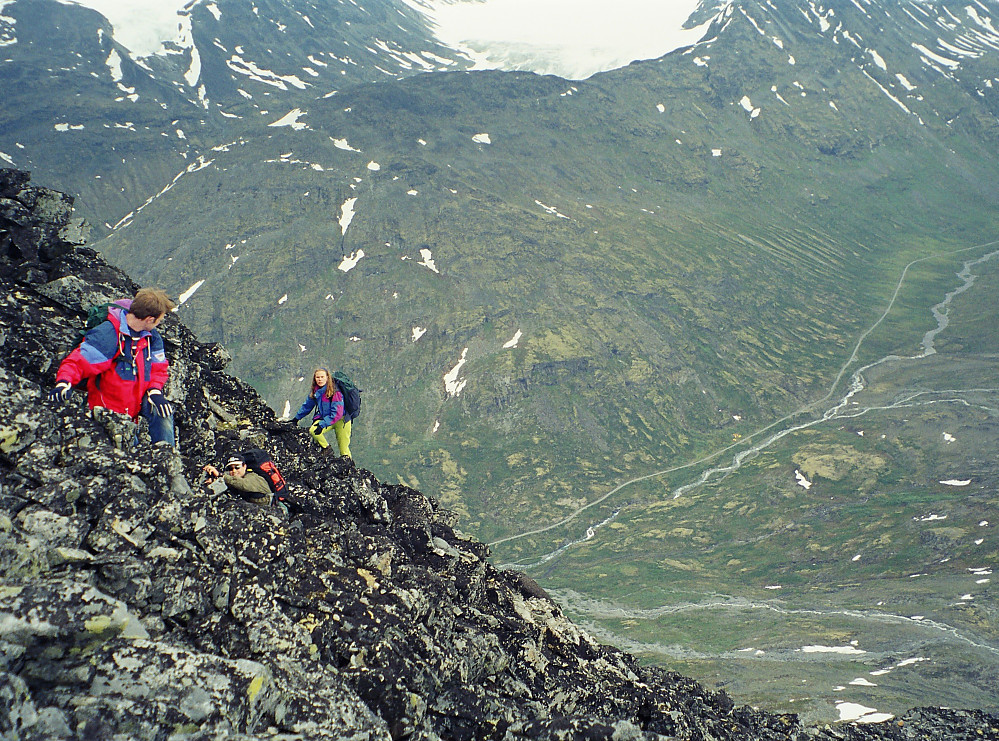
[49,288,176,446]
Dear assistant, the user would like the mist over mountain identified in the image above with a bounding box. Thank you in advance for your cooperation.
[2,0,998,724]
[413,0,711,79]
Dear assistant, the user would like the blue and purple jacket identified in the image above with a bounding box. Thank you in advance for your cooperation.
[294,386,344,428]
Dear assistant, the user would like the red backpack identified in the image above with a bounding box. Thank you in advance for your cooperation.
[242,448,287,505]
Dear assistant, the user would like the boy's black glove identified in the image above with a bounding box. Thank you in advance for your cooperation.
[309,421,326,436]
[48,381,72,402]
[146,389,173,417]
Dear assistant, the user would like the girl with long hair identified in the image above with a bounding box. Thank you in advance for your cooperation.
[292,367,348,455]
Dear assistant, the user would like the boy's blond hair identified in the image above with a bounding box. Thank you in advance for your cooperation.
[130,288,176,319]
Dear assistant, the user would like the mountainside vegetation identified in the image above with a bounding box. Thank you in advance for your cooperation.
[3,0,998,723]
[4,164,998,741]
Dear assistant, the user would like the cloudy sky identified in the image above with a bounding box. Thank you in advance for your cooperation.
[64,0,707,79]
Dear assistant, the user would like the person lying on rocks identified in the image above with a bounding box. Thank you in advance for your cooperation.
[48,288,176,446]
[202,455,271,506]
[290,367,349,456]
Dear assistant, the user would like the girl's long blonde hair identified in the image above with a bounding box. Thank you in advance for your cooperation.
[312,368,336,399]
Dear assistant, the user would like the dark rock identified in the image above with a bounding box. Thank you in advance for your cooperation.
[2,169,996,740]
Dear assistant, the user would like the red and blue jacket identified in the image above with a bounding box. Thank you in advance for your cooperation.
[56,305,169,419]
[294,387,344,428]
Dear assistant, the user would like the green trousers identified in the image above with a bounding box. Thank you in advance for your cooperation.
[311,418,351,458]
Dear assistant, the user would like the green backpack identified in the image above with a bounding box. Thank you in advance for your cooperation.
[68,300,131,389]
[78,300,131,342]
[333,371,361,422]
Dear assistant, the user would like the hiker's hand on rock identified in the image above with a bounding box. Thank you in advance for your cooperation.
[146,390,173,417]
[48,381,72,402]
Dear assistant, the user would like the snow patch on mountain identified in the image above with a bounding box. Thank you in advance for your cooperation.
[836,702,893,724]
[868,48,887,71]
[339,251,364,273]
[913,42,961,72]
[411,0,710,80]
[418,249,439,273]
[861,69,920,121]
[535,200,569,219]
[0,0,16,47]
[372,37,439,72]
[105,48,124,82]
[739,95,760,118]
[444,348,469,397]
[111,155,213,230]
[177,279,205,307]
[269,109,308,130]
[64,0,189,57]
[227,54,307,90]
[331,137,361,152]
[800,644,865,655]
[338,197,358,235]
[502,330,522,349]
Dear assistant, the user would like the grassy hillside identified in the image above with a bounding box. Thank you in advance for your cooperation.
[87,1,999,722]
[97,53,999,540]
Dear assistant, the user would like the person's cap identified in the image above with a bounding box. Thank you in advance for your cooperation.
[225,455,245,467]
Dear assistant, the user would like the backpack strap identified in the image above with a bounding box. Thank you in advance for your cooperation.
[88,313,127,391]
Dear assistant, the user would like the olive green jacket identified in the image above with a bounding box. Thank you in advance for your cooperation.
[223,470,271,505]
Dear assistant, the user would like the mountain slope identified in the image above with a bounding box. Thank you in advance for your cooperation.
[3,165,998,741]
[3,0,999,723]
[89,0,999,532]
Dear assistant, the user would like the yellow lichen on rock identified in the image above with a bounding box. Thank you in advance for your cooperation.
[247,674,265,702]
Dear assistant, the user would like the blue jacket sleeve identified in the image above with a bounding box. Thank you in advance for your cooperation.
[295,395,317,421]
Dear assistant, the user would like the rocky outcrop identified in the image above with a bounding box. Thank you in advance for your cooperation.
[2,168,996,740]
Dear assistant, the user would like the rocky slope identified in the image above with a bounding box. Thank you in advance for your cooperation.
[2,168,997,740]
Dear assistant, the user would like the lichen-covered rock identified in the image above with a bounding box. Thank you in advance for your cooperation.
[2,168,997,740]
